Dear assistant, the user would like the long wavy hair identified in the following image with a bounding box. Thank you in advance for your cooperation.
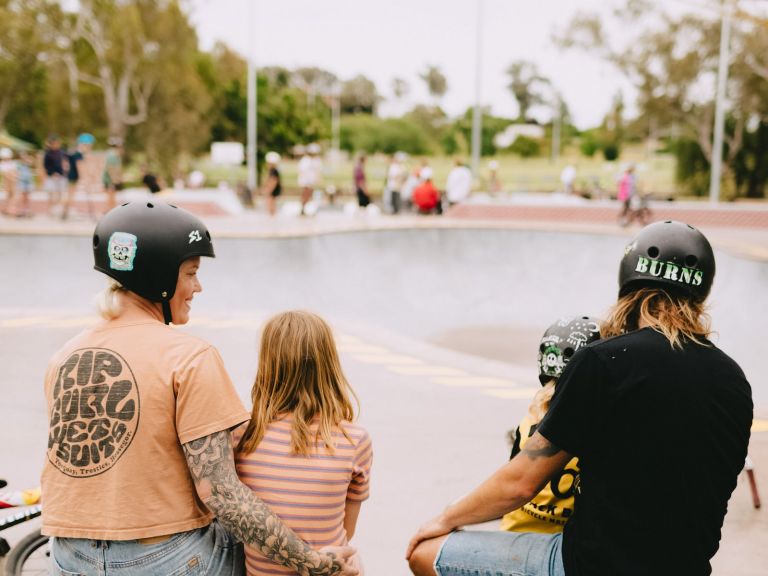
[236,310,358,457]
[601,287,711,349]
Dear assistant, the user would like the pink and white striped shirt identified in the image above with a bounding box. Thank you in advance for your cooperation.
[235,416,372,575]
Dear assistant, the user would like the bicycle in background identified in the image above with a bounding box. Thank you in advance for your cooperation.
[0,479,47,576]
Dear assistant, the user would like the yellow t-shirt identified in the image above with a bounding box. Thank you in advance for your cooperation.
[500,416,579,534]
[41,296,249,540]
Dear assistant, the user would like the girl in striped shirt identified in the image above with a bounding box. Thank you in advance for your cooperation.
[235,310,373,575]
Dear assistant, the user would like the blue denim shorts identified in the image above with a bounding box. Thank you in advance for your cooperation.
[434,530,565,576]
[50,520,244,575]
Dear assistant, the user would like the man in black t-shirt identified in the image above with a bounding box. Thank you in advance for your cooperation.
[407,221,752,576]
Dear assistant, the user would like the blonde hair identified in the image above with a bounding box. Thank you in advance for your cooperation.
[94,278,127,320]
[602,287,711,349]
[528,379,556,424]
[236,310,358,457]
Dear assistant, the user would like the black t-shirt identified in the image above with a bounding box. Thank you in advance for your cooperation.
[269,166,281,197]
[67,151,83,181]
[538,327,752,576]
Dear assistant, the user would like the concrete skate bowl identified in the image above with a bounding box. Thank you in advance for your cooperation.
[203,227,767,406]
[3,227,764,404]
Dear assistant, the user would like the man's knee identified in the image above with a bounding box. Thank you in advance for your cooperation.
[408,537,444,576]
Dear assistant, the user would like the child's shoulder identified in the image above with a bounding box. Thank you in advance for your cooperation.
[339,421,371,446]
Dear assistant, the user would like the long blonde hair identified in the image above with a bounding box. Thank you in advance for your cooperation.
[236,310,358,457]
[601,287,711,349]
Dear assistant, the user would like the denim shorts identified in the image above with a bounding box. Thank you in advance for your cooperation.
[434,530,565,576]
[50,520,244,575]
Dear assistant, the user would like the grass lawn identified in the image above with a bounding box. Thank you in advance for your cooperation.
[194,144,678,199]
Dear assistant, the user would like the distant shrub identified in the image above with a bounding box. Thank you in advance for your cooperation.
[509,136,541,158]
[602,142,620,161]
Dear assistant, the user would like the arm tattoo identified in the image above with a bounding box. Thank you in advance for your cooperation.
[184,431,342,576]
[521,434,562,460]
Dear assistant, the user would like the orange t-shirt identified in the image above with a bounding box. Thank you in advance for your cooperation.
[41,296,249,540]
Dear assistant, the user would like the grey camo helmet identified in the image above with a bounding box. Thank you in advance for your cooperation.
[538,316,601,384]
[619,220,715,302]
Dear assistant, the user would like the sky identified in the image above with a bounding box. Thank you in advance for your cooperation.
[187,0,735,129]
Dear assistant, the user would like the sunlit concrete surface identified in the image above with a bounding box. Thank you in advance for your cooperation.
[1,215,766,575]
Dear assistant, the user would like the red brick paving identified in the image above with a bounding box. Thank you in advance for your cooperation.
[447,204,768,229]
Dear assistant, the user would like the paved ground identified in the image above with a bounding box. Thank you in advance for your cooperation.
[0,192,766,575]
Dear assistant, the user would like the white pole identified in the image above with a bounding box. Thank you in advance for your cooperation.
[470,0,484,177]
[332,82,341,170]
[709,0,733,204]
[246,2,258,192]
[551,92,561,165]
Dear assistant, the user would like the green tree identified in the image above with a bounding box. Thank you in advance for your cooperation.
[0,0,60,131]
[555,2,768,196]
[340,75,380,115]
[505,61,551,121]
[420,65,448,105]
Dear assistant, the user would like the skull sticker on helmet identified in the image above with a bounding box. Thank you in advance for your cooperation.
[107,232,138,272]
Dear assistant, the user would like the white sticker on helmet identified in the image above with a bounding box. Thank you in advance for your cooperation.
[108,232,138,271]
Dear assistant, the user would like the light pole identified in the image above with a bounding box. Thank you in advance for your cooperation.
[709,0,734,203]
[470,0,484,178]
[246,2,258,192]
[551,92,562,165]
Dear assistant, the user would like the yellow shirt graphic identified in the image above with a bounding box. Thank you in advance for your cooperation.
[500,417,579,534]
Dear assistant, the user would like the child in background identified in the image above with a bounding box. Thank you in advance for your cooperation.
[236,310,372,575]
[501,316,601,534]
[16,151,35,217]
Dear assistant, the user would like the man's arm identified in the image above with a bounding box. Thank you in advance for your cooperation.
[406,432,571,558]
[183,430,353,576]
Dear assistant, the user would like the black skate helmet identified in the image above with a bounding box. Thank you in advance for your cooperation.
[619,220,715,302]
[93,201,215,324]
[538,316,601,384]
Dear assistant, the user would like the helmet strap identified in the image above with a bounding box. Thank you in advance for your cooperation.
[161,301,173,325]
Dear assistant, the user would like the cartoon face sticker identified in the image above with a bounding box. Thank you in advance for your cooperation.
[108,232,138,272]
[539,337,567,378]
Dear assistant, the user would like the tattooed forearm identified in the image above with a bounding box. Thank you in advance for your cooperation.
[183,431,342,576]
[521,433,562,460]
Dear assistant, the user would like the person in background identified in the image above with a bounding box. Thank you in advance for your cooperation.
[298,143,322,216]
[102,137,123,213]
[354,154,371,208]
[385,152,407,214]
[411,167,441,215]
[44,135,67,215]
[236,310,373,575]
[16,151,35,217]
[263,151,282,216]
[401,165,422,213]
[61,133,94,220]
[488,160,502,194]
[0,147,18,216]
[445,158,472,207]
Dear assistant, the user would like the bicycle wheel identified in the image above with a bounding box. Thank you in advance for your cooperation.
[4,530,49,576]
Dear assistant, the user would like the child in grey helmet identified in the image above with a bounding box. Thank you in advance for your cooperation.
[500,317,601,534]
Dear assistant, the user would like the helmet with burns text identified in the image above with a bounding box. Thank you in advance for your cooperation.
[93,201,215,319]
[619,220,715,302]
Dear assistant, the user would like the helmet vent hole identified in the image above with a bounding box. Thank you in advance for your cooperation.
[170,204,178,209]
[563,347,575,359]
[121,202,129,207]
[93,234,100,248]
[647,246,660,259]
[205,230,211,240]
[685,255,698,267]
[147,202,154,208]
